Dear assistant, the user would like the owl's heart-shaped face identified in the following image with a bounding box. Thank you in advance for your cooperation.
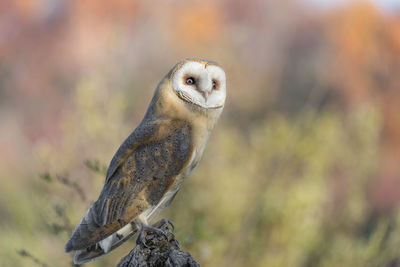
[171,60,226,109]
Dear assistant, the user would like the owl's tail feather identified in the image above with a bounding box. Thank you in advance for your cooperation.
[73,223,139,264]
[64,206,140,265]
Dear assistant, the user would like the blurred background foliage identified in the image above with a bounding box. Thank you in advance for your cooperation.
[1,0,400,266]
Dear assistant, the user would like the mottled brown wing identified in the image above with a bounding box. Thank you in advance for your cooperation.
[105,120,160,183]
[65,119,192,252]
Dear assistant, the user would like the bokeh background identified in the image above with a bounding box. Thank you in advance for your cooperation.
[1,0,400,266]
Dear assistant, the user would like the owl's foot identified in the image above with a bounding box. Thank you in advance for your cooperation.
[136,224,169,248]
[152,218,174,232]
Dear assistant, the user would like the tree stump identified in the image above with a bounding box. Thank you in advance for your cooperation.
[117,220,200,267]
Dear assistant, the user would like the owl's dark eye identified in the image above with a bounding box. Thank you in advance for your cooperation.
[212,80,218,90]
[186,77,195,85]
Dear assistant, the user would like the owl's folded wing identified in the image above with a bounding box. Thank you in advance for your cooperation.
[65,118,193,252]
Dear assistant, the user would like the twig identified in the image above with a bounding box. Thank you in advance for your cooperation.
[84,159,107,175]
[17,249,49,267]
[56,174,87,202]
[39,172,87,202]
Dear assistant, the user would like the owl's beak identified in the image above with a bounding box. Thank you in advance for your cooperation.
[203,91,211,100]
[198,72,212,101]
[194,86,211,102]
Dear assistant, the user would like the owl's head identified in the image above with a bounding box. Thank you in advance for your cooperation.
[169,58,226,110]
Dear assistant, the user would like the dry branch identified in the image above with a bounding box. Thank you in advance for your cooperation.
[117,221,200,267]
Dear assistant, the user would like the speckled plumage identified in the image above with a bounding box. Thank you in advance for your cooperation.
[65,59,226,264]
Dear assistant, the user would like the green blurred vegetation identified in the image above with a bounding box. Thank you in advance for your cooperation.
[170,104,400,267]
[2,75,400,266]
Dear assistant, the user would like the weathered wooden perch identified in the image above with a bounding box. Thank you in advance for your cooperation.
[117,220,200,267]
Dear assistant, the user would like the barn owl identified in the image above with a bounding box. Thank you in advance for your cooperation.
[65,58,226,264]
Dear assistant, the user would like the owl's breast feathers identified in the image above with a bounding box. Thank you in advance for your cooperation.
[65,118,200,252]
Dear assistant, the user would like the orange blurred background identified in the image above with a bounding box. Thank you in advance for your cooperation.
[1,0,400,266]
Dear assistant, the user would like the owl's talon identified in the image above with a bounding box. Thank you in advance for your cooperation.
[136,228,150,248]
[136,224,169,248]
[153,218,174,232]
